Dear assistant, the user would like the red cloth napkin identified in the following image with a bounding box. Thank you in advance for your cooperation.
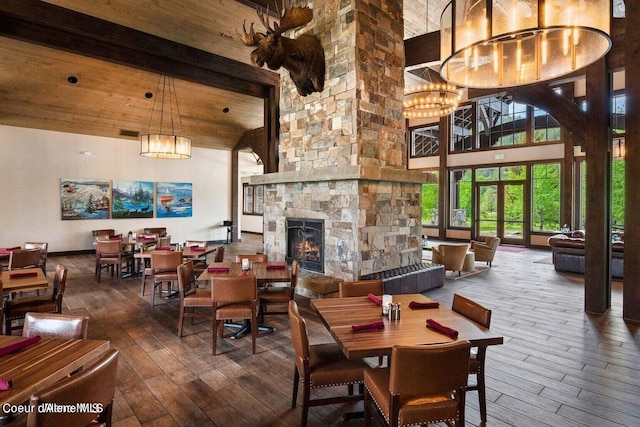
[141,236,155,240]
[408,301,440,309]
[5,246,21,251]
[352,321,384,332]
[207,266,229,273]
[241,270,248,276]
[156,246,172,250]
[426,319,459,338]
[9,271,38,278]
[191,247,205,252]
[0,378,12,390]
[266,264,286,270]
[367,293,382,306]
[0,335,41,357]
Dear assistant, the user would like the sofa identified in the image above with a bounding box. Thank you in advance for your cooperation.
[360,263,445,295]
[547,231,623,278]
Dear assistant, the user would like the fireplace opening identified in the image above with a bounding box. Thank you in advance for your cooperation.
[286,218,324,273]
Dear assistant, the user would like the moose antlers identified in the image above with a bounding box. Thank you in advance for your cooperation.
[237,0,313,46]
[235,0,325,96]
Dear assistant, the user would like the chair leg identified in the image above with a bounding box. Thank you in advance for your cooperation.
[291,367,300,408]
[251,314,257,354]
[97,264,102,283]
[178,306,185,337]
[301,383,311,427]
[364,387,372,427]
[478,371,487,423]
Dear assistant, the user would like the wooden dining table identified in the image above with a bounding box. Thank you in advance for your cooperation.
[311,294,503,359]
[0,268,49,294]
[197,261,291,286]
[0,336,111,419]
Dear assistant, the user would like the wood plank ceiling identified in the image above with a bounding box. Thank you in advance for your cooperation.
[0,0,447,151]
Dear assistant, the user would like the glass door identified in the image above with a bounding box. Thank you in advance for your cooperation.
[477,182,525,245]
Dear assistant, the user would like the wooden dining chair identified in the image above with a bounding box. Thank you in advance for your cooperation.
[235,253,268,263]
[9,248,42,270]
[338,279,384,298]
[95,240,134,283]
[259,260,298,320]
[149,250,183,306]
[26,348,119,427]
[363,341,471,427]
[22,312,89,339]
[211,274,258,355]
[452,293,493,423]
[177,261,211,337]
[213,245,225,262]
[24,242,48,274]
[289,300,368,427]
[4,264,68,336]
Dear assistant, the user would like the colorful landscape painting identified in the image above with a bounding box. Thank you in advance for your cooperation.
[60,178,111,220]
[156,182,192,218]
[112,180,154,218]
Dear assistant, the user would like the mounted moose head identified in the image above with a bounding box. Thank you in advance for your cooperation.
[236,0,325,96]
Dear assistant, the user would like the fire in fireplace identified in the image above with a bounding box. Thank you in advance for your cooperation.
[286,218,324,273]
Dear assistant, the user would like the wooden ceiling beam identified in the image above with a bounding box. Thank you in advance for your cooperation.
[0,0,279,98]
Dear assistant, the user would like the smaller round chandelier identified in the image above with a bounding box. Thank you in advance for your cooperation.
[403,82,462,119]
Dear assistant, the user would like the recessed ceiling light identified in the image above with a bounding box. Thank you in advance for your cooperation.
[67,76,78,84]
[223,107,230,113]
[145,92,153,99]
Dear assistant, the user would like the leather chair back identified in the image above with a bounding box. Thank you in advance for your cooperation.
[235,254,268,263]
[144,227,167,237]
[52,264,68,307]
[214,246,225,262]
[338,279,383,298]
[22,313,89,339]
[96,240,122,258]
[452,293,491,328]
[24,242,48,271]
[290,260,299,289]
[26,349,119,427]
[389,342,470,397]
[151,250,183,280]
[158,236,172,248]
[9,248,42,270]
[212,275,257,307]
[177,261,197,298]
[288,300,310,377]
[91,229,116,238]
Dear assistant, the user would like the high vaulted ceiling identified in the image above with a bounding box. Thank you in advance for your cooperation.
[0,0,448,151]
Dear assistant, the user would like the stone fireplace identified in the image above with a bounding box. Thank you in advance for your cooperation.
[286,218,324,273]
[251,0,425,281]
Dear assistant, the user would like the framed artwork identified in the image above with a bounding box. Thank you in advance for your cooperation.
[60,178,111,220]
[112,180,154,218]
[156,182,192,218]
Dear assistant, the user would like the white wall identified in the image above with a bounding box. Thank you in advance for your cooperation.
[0,125,232,252]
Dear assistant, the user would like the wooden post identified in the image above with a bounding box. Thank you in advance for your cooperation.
[584,58,611,314]
[624,1,640,323]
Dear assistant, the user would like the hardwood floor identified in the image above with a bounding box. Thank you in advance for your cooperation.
[14,235,640,426]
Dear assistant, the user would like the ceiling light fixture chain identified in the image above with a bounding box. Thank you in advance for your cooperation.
[140,59,191,159]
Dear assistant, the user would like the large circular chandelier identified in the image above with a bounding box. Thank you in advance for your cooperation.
[439,0,612,89]
[403,83,462,119]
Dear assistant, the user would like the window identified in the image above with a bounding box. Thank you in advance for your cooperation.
[243,184,264,215]
[532,163,561,232]
[411,125,439,157]
[477,96,527,148]
[451,105,473,151]
[612,93,625,136]
[533,107,561,142]
[612,158,625,230]
[421,172,439,226]
[449,169,472,227]
[475,167,499,182]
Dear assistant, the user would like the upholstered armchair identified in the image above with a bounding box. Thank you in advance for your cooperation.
[431,243,469,276]
[471,236,501,267]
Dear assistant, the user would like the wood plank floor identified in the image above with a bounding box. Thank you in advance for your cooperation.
[13,235,640,427]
